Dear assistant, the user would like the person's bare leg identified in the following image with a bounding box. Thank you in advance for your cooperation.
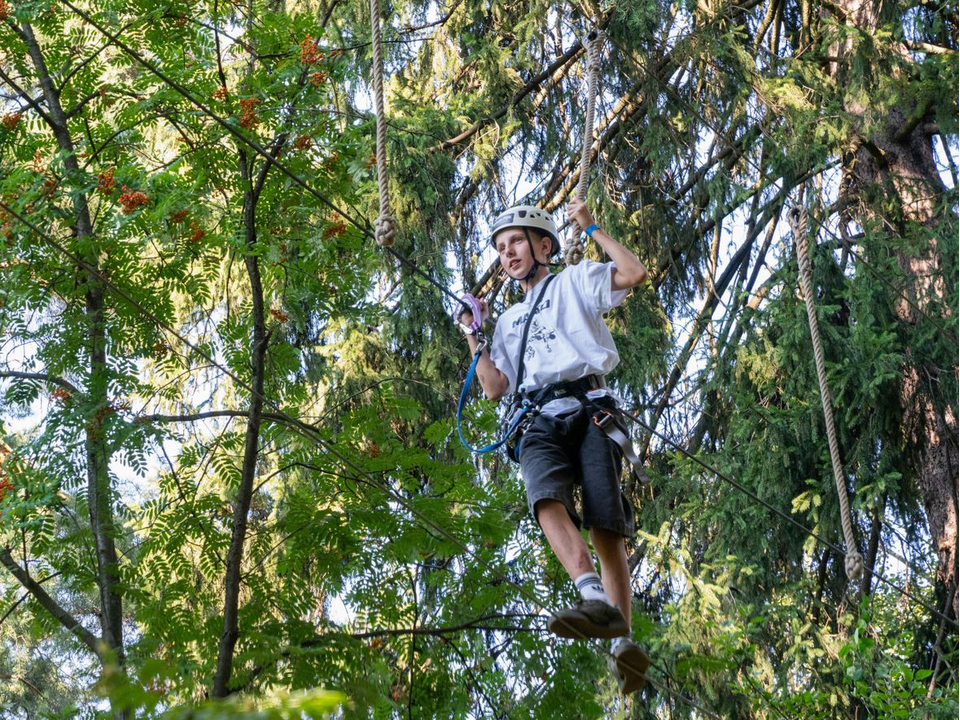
[591,526,648,693]
[535,499,595,579]
[539,500,628,639]
[590,526,631,632]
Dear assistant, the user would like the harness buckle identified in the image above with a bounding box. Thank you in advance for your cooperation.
[593,410,615,430]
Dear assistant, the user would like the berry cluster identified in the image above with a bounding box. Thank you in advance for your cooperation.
[97,168,115,195]
[119,186,149,213]
[239,98,260,129]
[1,112,21,131]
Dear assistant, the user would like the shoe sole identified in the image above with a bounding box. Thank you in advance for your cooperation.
[614,644,650,694]
[547,609,628,640]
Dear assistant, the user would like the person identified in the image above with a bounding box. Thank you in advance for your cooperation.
[459,198,651,694]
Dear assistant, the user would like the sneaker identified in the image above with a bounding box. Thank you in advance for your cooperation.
[607,638,649,695]
[547,600,628,640]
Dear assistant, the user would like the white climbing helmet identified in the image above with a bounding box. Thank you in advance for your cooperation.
[490,205,560,256]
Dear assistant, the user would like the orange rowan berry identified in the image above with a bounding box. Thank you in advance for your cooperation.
[1,112,21,131]
[0,476,14,503]
[299,34,320,65]
[239,98,261,129]
[118,186,149,213]
[322,216,346,240]
[97,168,115,195]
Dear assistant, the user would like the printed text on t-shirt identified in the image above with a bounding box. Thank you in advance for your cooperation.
[511,299,552,328]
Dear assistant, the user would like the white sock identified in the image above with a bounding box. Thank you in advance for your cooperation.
[574,572,613,605]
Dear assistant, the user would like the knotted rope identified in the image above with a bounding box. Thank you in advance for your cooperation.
[790,206,863,581]
[563,30,602,266]
[369,0,396,246]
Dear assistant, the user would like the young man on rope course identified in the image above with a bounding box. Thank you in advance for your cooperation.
[459,198,651,694]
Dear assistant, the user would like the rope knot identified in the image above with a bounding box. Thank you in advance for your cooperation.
[375,213,397,247]
[564,241,584,266]
[845,552,864,581]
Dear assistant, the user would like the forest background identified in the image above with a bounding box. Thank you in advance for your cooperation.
[0,0,956,718]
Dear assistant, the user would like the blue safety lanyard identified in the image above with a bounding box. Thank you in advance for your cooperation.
[456,336,532,453]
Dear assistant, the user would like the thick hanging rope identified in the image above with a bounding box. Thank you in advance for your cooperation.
[789,206,863,582]
[369,0,396,246]
[563,30,602,266]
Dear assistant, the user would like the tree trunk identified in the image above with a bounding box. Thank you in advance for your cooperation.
[20,20,128,694]
[832,0,959,618]
[212,167,269,698]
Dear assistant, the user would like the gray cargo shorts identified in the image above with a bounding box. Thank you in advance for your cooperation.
[517,396,635,537]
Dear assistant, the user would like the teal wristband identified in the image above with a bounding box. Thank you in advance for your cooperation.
[584,223,599,237]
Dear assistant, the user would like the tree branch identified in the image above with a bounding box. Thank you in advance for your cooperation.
[0,548,101,655]
[136,410,294,425]
[0,371,80,395]
[65,90,103,119]
[0,64,53,126]
[433,29,598,152]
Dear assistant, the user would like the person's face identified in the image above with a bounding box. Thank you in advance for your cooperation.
[494,227,551,279]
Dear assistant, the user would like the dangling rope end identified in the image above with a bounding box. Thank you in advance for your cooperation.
[375,213,397,246]
[845,551,864,582]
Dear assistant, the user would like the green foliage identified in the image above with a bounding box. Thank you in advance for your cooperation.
[0,0,955,718]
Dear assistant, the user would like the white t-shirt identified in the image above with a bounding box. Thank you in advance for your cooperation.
[489,260,629,416]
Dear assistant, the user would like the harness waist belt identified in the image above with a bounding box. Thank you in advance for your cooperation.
[517,375,650,486]
[523,374,606,406]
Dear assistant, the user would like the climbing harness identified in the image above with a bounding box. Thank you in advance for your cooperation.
[788,205,863,582]
[563,30,603,267]
[369,0,396,246]
[508,376,649,484]
[591,407,648,485]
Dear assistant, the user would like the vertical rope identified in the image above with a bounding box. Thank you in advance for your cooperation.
[563,30,602,266]
[369,0,396,246]
[790,206,863,582]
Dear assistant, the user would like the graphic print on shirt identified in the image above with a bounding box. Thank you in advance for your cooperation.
[525,318,556,360]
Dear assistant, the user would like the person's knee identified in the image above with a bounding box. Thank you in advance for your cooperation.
[534,498,570,526]
[590,527,627,558]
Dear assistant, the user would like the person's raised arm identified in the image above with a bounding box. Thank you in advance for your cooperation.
[567,198,648,290]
